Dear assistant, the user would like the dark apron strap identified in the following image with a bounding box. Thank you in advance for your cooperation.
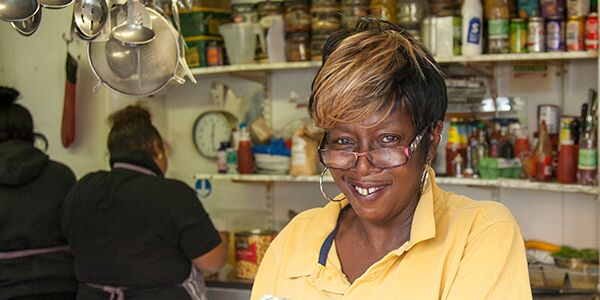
[0,245,71,260]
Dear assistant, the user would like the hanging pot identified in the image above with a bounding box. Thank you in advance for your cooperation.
[88,5,193,97]
[0,0,39,22]
[39,0,74,9]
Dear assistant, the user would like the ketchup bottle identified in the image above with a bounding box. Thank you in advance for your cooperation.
[557,119,577,183]
[237,123,254,174]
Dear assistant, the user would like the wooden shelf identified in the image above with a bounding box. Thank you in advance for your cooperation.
[190,51,598,76]
[193,173,600,195]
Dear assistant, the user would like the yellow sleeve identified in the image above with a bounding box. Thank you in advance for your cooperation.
[250,225,289,300]
[445,221,532,300]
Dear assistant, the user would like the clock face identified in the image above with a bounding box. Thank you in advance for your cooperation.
[193,112,233,158]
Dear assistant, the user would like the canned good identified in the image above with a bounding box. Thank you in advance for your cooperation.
[538,104,560,135]
[528,17,545,52]
[311,30,330,61]
[541,0,566,18]
[566,16,585,51]
[546,18,565,51]
[585,13,598,50]
[206,41,224,66]
[510,18,528,53]
[567,0,590,16]
[234,230,276,279]
[519,0,541,18]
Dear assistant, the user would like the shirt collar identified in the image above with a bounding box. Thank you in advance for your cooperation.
[285,167,440,278]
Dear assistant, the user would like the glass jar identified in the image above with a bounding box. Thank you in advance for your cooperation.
[341,0,369,26]
[284,0,312,32]
[370,0,398,23]
[311,5,341,31]
[286,32,311,61]
[311,30,331,60]
[312,0,339,5]
[257,0,284,18]
[232,3,259,23]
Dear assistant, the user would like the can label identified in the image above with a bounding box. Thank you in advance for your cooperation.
[537,155,553,176]
[519,0,541,18]
[560,117,575,144]
[511,20,528,53]
[467,17,482,44]
[539,105,560,134]
[546,19,565,51]
[578,148,598,169]
[489,19,510,39]
[585,14,598,49]
[567,17,585,51]
[567,0,590,16]
[541,0,566,18]
[528,20,545,52]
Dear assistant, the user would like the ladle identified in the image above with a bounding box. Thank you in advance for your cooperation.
[73,0,109,39]
[11,7,42,36]
[111,0,155,46]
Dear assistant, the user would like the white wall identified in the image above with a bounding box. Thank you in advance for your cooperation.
[1,8,598,248]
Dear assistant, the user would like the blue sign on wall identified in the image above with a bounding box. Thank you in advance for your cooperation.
[195,178,212,198]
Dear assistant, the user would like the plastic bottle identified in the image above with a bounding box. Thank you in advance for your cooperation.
[486,0,510,53]
[514,127,530,158]
[217,142,229,174]
[489,121,501,157]
[578,90,598,185]
[557,121,577,183]
[237,123,254,174]
[499,122,514,159]
[462,0,484,56]
[534,121,554,181]
[446,118,461,176]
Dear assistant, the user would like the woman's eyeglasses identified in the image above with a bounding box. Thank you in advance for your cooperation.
[317,128,427,170]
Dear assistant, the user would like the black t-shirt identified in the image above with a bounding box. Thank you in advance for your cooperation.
[62,151,220,299]
[0,141,77,299]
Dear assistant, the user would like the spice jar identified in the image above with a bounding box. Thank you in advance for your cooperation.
[232,0,260,23]
[286,32,311,61]
[311,5,341,31]
[311,30,330,60]
[341,0,369,26]
[284,0,312,32]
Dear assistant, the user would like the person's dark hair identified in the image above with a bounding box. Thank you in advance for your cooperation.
[308,18,448,160]
[0,86,35,143]
[107,105,163,156]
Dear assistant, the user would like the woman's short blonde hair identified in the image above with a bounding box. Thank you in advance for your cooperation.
[309,18,447,136]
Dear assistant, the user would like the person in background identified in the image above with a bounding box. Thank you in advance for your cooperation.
[62,105,227,300]
[0,86,77,300]
[251,19,531,299]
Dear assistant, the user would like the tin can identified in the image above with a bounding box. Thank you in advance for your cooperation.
[538,104,560,135]
[567,0,590,16]
[585,13,599,49]
[510,18,528,53]
[541,0,566,18]
[527,17,545,52]
[546,18,565,51]
[566,16,585,51]
[234,230,277,279]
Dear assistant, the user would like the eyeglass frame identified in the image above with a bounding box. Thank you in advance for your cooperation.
[317,127,428,170]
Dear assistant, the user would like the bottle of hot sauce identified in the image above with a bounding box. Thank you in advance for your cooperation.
[557,118,577,183]
[237,123,254,174]
[535,121,554,182]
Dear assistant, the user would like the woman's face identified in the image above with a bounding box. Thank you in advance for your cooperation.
[325,109,435,224]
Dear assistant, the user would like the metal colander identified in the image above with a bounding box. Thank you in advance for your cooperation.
[88,5,183,96]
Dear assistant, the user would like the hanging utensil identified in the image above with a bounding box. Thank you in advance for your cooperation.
[61,37,78,148]
[39,0,74,9]
[112,0,155,46]
[0,0,39,22]
[11,8,42,36]
[73,0,109,40]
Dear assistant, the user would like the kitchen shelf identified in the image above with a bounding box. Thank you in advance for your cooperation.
[190,51,598,76]
[193,173,600,195]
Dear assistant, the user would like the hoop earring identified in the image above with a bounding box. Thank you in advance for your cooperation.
[319,167,345,202]
[420,165,430,194]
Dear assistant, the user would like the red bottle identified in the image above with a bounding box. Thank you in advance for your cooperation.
[237,124,254,174]
[557,119,577,183]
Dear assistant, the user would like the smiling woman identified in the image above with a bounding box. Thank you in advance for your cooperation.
[251,18,532,300]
